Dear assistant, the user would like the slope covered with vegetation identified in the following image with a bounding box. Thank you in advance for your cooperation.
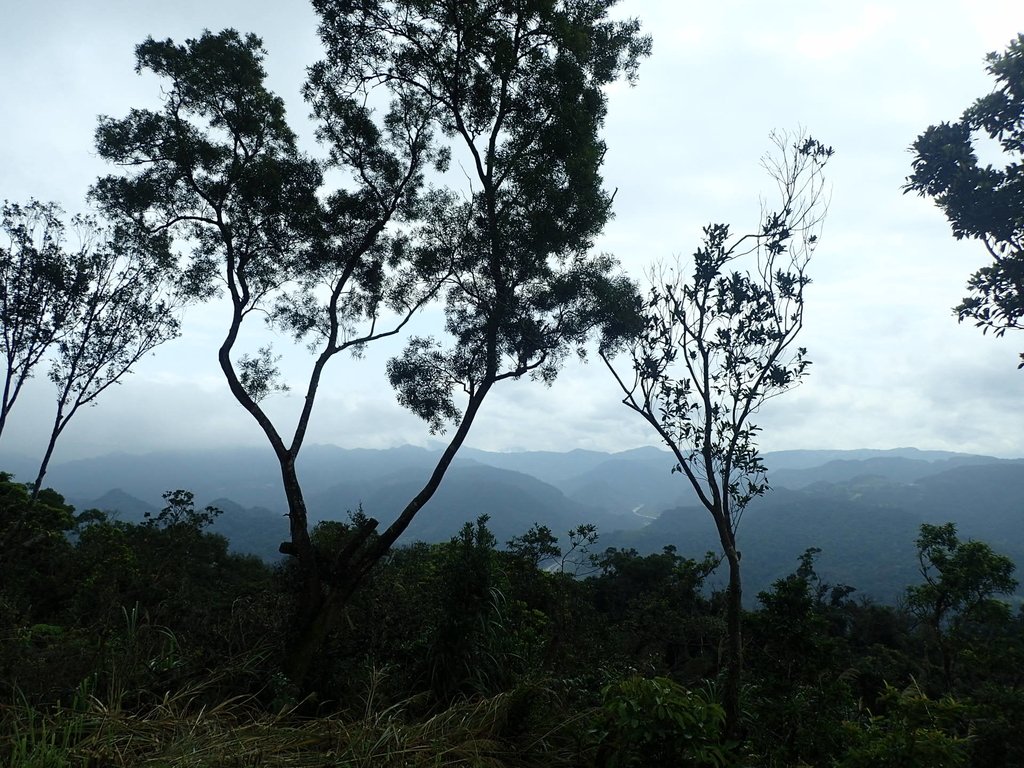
[2,472,1022,766]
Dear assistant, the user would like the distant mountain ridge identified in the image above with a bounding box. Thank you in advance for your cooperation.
[4,443,1009,511]
[6,444,1021,603]
[769,454,1007,489]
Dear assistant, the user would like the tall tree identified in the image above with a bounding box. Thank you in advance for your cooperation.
[95,12,647,684]
[0,202,174,493]
[297,0,648,680]
[93,28,450,636]
[0,201,87,442]
[906,33,1024,367]
[32,220,179,497]
[601,133,833,738]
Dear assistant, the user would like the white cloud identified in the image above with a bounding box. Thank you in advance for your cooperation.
[792,5,897,62]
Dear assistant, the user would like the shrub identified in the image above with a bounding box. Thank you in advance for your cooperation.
[593,675,735,767]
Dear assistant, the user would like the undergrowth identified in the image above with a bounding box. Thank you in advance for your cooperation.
[0,678,590,768]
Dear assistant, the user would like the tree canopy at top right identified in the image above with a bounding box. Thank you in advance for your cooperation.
[907,33,1024,367]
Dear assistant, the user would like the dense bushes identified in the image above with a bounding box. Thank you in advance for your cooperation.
[2,473,1021,766]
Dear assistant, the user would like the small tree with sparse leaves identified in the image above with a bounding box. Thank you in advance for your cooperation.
[602,132,833,738]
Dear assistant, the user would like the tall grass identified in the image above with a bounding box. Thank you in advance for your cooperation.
[1,678,590,768]
[3,603,592,767]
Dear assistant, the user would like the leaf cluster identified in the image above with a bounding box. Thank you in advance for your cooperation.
[906,34,1024,364]
[311,1,648,432]
[93,27,451,418]
[907,522,1018,633]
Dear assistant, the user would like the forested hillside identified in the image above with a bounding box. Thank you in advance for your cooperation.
[3,469,1023,766]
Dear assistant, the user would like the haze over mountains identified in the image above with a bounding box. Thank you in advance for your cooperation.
[3,445,1021,603]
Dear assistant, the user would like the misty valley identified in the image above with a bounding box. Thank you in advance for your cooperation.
[8,444,1024,606]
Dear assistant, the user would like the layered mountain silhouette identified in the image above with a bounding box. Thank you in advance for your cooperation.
[3,444,1020,603]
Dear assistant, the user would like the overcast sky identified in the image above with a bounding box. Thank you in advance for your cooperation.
[2,0,1024,463]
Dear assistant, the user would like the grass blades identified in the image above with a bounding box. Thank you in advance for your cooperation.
[1,682,587,768]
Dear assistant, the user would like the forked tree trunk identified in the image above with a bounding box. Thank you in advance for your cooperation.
[275,456,340,686]
[282,381,493,686]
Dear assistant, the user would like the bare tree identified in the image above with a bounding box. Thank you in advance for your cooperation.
[601,132,833,738]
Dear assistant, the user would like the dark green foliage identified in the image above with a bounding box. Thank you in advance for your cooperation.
[965,682,1024,767]
[425,516,539,702]
[3,469,1024,767]
[838,683,970,768]
[906,34,1024,365]
[745,549,859,766]
[0,473,77,623]
[594,676,734,767]
[906,522,1017,691]
[507,522,599,575]
[310,0,650,434]
[907,523,1018,631]
[753,548,856,684]
[592,546,721,679]
[94,31,324,281]
[507,522,562,570]
[0,472,275,709]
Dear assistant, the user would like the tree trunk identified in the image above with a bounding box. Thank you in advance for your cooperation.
[282,520,378,685]
[939,633,954,692]
[276,455,334,685]
[0,370,15,441]
[284,576,363,684]
[281,382,494,687]
[279,458,319,609]
[710,503,744,742]
[723,545,743,741]
[30,411,64,502]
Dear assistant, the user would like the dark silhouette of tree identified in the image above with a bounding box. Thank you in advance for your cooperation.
[601,132,833,738]
[0,201,88,442]
[506,523,562,571]
[0,201,177,496]
[507,522,598,574]
[95,7,647,684]
[0,471,78,621]
[293,0,648,681]
[906,522,1017,691]
[32,220,179,498]
[906,34,1024,367]
[92,28,450,656]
